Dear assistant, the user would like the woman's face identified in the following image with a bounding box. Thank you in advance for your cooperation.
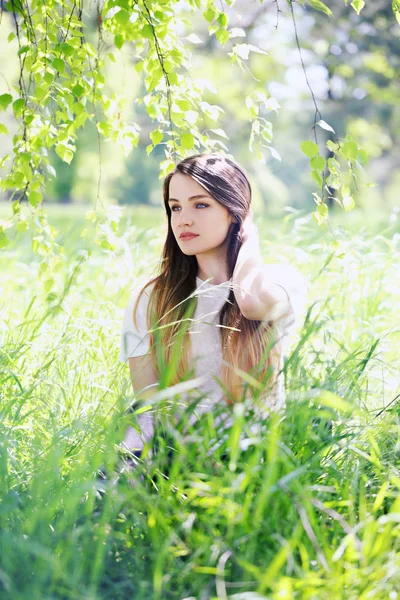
[168,172,236,257]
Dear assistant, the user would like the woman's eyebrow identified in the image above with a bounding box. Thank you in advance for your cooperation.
[168,194,211,204]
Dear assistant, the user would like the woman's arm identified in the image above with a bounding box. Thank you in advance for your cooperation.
[232,211,304,322]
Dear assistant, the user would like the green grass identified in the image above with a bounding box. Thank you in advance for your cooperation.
[0,205,399,599]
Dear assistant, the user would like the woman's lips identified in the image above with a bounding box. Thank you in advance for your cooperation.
[180,234,199,241]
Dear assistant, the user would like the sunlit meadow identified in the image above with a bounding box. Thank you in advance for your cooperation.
[0,205,399,599]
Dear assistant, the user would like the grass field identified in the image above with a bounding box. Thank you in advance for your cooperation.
[0,203,399,599]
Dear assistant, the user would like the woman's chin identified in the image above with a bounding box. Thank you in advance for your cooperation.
[180,248,198,256]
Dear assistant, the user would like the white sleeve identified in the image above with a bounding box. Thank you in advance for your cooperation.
[119,286,152,363]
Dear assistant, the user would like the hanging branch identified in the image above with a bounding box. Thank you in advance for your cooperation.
[287,0,369,228]
[139,0,178,161]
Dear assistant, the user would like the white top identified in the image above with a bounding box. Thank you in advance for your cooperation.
[119,265,307,450]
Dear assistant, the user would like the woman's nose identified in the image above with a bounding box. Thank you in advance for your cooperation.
[178,212,193,226]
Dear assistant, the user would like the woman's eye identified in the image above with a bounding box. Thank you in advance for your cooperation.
[171,203,208,211]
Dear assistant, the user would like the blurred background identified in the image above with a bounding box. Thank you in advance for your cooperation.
[0,0,398,231]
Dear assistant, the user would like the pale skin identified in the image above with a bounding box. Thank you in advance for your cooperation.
[169,172,293,322]
[168,172,236,285]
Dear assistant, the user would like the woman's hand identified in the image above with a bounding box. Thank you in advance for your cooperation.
[240,209,259,245]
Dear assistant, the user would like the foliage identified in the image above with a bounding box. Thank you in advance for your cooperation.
[0,208,399,598]
[0,0,399,254]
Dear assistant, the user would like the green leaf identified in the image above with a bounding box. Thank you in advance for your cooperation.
[0,124,8,134]
[308,0,333,16]
[301,140,319,158]
[311,170,323,187]
[316,120,335,134]
[203,7,216,22]
[351,0,365,14]
[176,99,191,111]
[216,29,230,45]
[357,149,368,164]
[17,45,29,56]
[98,239,115,251]
[97,121,112,136]
[46,292,58,304]
[141,24,154,39]
[163,59,174,74]
[34,85,49,103]
[115,9,130,25]
[60,42,74,56]
[150,129,163,145]
[13,171,25,186]
[168,72,178,85]
[72,84,85,97]
[326,173,340,190]
[327,157,340,173]
[341,140,358,159]
[342,194,355,212]
[44,279,54,292]
[13,98,25,118]
[147,70,163,92]
[317,203,328,218]
[0,93,13,111]
[16,219,28,232]
[181,132,195,149]
[326,140,339,152]
[310,155,326,170]
[55,144,74,164]
[28,190,43,207]
[53,58,65,73]
[44,72,54,85]
[8,32,16,42]
[154,10,166,21]
[0,231,9,249]
[217,12,228,27]
[312,211,323,225]
[114,34,124,49]
[5,0,23,12]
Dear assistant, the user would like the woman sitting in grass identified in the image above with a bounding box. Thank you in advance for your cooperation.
[119,153,307,461]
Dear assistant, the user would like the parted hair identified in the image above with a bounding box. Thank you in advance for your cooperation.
[132,153,282,404]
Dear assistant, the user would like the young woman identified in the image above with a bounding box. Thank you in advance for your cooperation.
[119,153,307,457]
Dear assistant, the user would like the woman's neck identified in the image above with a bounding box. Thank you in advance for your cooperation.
[196,260,231,284]
[195,240,232,285]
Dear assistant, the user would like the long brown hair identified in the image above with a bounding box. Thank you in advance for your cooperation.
[132,153,282,405]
